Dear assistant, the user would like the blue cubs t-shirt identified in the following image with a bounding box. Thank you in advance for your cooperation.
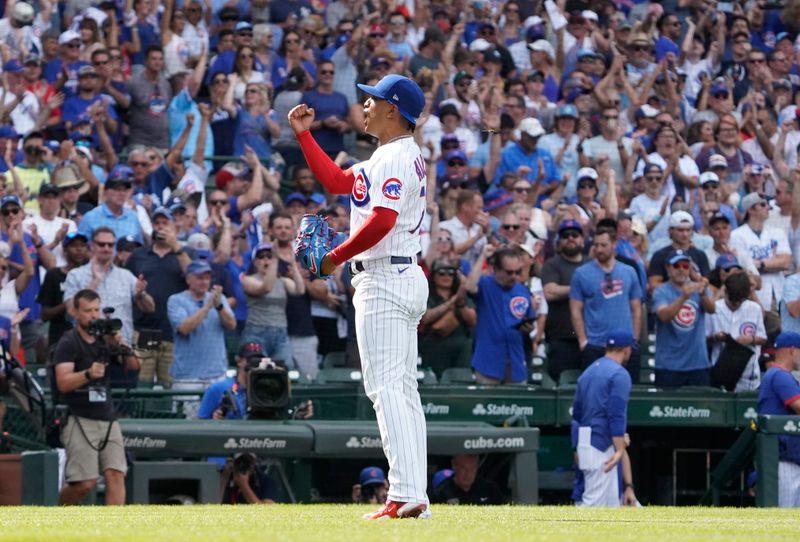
[470,274,535,382]
[570,260,643,346]
[652,282,710,372]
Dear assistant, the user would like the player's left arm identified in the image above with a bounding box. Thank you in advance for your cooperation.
[761,233,792,272]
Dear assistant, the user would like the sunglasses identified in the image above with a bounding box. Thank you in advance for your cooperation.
[435,268,456,276]
[513,187,530,193]
[66,42,81,48]
[448,160,466,167]
[671,261,690,270]
[93,241,115,248]
[94,59,109,66]
[130,161,149,167]
[239,53,254,59]
[502,224,521,231]
[319,70,335,75]
[255,251,271,259]
[238,32,253,37]
[713,92,729,99]
[632,46,649,52]
[209,199,228,206]
[368,33,385,38]
[246,87,260,93]
[702,182,720,189]
[1,207,21,216]
[577,182,594,189]
[561,231,581,239]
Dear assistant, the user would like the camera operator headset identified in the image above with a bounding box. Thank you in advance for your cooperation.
[52,288,140,506]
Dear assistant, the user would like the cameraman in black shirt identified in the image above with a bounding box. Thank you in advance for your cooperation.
[53,289,140,506]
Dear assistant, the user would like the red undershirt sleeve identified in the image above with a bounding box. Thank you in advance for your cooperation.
[296,130,355,194]
[328,207,398,266]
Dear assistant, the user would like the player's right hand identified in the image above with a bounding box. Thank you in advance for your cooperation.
[288,104,316,134]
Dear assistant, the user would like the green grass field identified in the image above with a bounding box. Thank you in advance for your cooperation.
[0,506,798,542]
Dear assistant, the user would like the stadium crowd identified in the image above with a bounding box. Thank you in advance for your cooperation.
[1,0,800,403]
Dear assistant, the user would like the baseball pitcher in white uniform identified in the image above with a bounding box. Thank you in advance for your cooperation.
[289,74,430,519]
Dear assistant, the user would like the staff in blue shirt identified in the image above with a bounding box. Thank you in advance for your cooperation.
[466,245,535,385]
[653,249,716,388]
[570,228,643,373]
[572,329,636,507]
[757,331,800,508]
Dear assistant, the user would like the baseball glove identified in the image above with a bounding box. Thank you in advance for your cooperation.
[294,214,336,279]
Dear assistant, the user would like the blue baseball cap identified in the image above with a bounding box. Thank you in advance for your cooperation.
[62,231,88,248]
[0,125,18,139]
[0,194,22,208]
[445,149,467,163]
[309,193,326,205]
[359,466,385,487]
[775,331,800,349]
[431,468,454,489]
[557,104,579,118]
[666,249,691,266]
[107,165,134,184]
[606,329,634,348]
[284,192,308,206]
[235,21,253,32]
[715,253,741,270]
[482,188,513,212]
[357,74,425,125]
[558,219,582,236]
[251,242,272,260]
[3,60,23,74]
[169,201,187,213]
[152,206,174,221]
[186,260,213,275]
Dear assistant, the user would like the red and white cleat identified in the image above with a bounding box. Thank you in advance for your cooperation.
[363,500,429,520]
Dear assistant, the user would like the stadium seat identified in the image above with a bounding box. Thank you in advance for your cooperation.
[530,370,557,389]
[315,368,362,384]
[322,351,346,369]
[440,367,476,384]
[416,367,438,385]
[558,369,581,388]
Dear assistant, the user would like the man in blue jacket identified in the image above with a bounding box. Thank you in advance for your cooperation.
[571,329,635,507]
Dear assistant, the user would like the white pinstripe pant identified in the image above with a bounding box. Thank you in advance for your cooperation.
[779,461,800,508]
[352,262,429,504]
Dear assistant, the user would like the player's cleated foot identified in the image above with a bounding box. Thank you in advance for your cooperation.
[363,500,428,520]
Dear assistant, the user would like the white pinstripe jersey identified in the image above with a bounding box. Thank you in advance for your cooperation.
[349,136,427,261]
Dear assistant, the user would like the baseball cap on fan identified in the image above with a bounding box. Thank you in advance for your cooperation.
[356,74,425,125]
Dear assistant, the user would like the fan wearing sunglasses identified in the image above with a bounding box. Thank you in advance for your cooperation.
[419,259,475,378]
[466,245,536,385]
[652,249,715,388]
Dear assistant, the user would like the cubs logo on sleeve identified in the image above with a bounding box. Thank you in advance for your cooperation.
[382,178,403,201]
[509,296,530,319]
[352,169,371,208]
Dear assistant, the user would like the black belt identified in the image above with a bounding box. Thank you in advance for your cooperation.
[353,256,413,273]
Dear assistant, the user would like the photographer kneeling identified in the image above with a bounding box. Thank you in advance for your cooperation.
[53,289,140,506]
[198,342,283,504]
